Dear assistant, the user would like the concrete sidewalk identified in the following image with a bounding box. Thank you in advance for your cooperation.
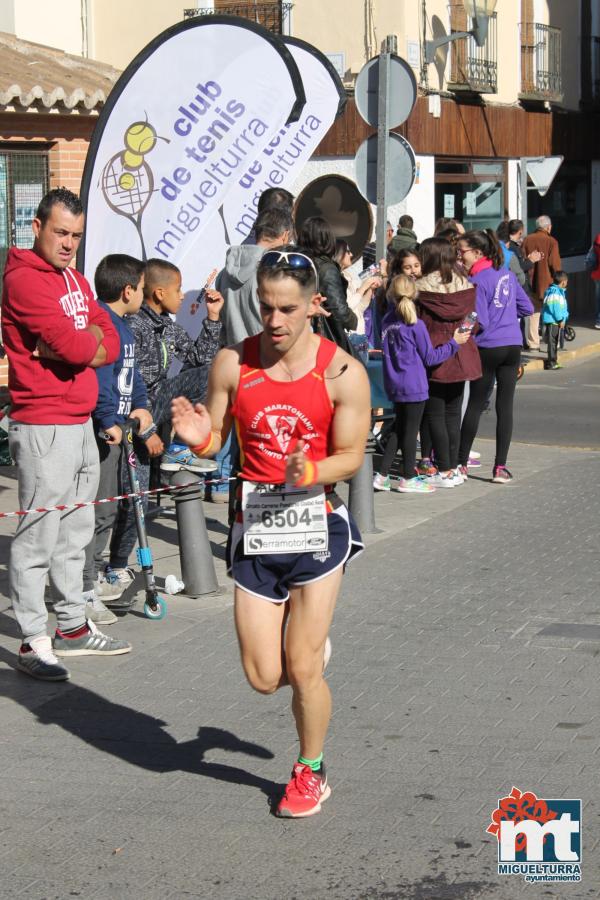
[521,320,600,372]
[0,440,599,899]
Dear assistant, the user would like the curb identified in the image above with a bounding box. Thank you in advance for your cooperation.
[522,337,600,372]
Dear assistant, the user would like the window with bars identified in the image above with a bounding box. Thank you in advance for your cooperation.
[519,22,563,102]
[0,147,49,275]
[447,1,497,94]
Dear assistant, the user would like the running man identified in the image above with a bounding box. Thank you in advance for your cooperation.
[171,246,370,817]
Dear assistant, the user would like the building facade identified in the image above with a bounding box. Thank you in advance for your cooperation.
[1,0,599,315]
[288,0,599,316]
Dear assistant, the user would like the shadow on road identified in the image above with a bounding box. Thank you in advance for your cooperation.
[0,612,282,804]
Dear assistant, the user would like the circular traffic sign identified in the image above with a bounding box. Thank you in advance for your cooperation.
[355,54,417,129]
[355,133,417,205]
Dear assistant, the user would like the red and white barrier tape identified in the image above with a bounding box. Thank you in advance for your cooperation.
[0,475,235,520]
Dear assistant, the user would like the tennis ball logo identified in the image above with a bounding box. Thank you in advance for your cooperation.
[125,122,158,155]
[122,150,144,169]
[117,121,160,192]
[118,172,136,191]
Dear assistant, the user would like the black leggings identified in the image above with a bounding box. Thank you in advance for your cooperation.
[380,401,426,479]
[459,345,521,468]
[424,381,465,471]
[419,414,433,460]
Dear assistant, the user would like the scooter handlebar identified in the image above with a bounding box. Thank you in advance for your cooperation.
[119,417,141,441]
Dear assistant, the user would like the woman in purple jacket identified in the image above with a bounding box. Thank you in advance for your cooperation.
[457,229,534,484]
[374,275,470,493]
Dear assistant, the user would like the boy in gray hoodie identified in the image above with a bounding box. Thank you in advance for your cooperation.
[216,207,293,345]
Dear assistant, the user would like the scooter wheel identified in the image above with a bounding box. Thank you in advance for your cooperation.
[144,596,167,620]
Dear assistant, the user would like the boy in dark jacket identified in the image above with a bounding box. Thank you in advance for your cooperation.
[105,259,222,580]
[83,255,159,622]
[130,259,222,412]
[129,259,223,462]
[388,215,419,255]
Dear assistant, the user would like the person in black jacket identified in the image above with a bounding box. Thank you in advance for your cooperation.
[508,219,542,349]
[297,216,357,352]
[508,219,542,291]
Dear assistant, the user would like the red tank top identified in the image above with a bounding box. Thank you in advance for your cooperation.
[230,334,338,483]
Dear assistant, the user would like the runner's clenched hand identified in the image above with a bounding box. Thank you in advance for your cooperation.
[285,439,308,485]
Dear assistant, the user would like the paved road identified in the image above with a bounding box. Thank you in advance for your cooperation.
[477,355,600,450]
[1,438,599,899]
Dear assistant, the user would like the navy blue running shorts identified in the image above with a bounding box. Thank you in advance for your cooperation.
[226,499,364,603]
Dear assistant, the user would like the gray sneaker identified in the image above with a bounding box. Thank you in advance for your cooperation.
[53,620,132,657]
[17,635,70,681]
[94,573,124,602]
[85,598,118,626]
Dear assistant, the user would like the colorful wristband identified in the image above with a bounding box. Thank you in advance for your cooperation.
[295,459,318,488]
[190,432,214,457]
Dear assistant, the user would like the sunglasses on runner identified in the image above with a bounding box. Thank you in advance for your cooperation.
[259,250,319,292]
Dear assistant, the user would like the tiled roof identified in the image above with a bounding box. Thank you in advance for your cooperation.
[0,31,120,111]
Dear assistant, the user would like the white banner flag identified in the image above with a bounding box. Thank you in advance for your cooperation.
[79,16,305,309]
[222,36,346,244]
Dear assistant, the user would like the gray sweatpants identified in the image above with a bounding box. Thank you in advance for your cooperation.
[83,439,122,592]
[109,437,150,570]
[8,419,99,642]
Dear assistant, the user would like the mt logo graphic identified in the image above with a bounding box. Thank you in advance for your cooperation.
[487,787,581,884]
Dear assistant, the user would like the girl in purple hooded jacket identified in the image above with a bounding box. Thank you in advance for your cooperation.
[456,229,534,484]
[374,275,470,494]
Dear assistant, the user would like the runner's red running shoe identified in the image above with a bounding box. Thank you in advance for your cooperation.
[275,762,331,818]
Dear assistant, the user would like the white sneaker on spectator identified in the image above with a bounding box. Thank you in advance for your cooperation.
[94,572,123,602]
[430,472,455,488]
[96,566,136,603]
[106,566,135,589]
[17,635,70,681]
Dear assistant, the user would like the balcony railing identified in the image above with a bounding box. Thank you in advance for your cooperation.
[519,23,563,103]
[447,12,497,94]
[184,2,293,34]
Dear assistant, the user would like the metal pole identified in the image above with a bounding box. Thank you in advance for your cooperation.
[348,446,378,535]
[520,157,528,234]
[375,42,392,262]
[169,468,219,597]
[421,0,429,90]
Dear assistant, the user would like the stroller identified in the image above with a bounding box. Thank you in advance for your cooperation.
[560,324,576,349]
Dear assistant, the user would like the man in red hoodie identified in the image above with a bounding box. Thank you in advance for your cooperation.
[2,188,132,681]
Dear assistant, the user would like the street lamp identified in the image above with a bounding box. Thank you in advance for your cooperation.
[425,0,498,64]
